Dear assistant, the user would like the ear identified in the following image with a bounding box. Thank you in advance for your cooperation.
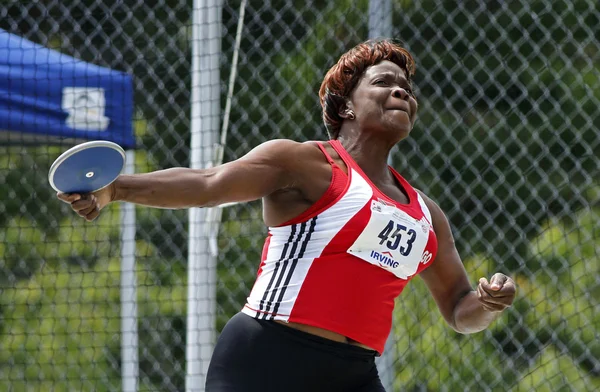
[338,100,355,119]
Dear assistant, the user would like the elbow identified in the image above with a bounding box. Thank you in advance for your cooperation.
[449,316,472,334]
[448,290,487,334]
[450,312,487,334]
[450,322,485,335]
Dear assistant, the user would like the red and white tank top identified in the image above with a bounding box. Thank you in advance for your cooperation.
[242,140,438,353]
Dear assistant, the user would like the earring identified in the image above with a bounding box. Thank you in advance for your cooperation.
[347,110,355,120]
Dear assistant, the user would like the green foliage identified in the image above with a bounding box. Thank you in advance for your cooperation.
[515,347,599,392]
[390,206,600,390]
[0,253,187,391]
[0,0,598,390]
[520,208,600,381]
[391,256,513,391]
[216,203,266,331]
[0,258,123,392]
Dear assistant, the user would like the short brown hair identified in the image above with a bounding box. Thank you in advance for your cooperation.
[318,39,416,139]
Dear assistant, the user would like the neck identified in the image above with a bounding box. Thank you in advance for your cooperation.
[337,127,399,183]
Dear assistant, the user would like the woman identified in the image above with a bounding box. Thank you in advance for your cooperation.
[58,39,516,392]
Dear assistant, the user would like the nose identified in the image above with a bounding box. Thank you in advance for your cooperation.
[391,87,409,100]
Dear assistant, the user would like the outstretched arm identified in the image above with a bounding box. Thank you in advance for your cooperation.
[58,139,306,220]
[418,192,516,334]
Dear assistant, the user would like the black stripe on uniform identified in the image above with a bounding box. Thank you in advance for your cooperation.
[257,223,298,316]
[270,216,317,320]
[260,221,308,319]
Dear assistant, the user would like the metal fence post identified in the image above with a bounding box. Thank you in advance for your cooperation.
[121,149,139,392]
[186,1,222,391]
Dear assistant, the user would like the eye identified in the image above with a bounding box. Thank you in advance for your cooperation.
[374,79,388,86]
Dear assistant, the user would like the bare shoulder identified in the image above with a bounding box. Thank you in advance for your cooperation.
[242,139,323,166]
[260,140,334,225]
[240,139,331,193]
[240,138,302,158]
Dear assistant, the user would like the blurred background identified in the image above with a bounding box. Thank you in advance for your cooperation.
[0,0,598,391]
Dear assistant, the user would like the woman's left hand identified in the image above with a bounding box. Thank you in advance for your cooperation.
[477,273,516,312]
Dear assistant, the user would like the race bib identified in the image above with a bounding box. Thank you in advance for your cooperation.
[347,199,433,279]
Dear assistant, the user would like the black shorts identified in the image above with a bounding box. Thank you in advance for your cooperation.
[206,312,387,392]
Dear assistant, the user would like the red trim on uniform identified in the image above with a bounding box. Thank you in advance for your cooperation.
[256,234,272,279]
[285,201,403,354]
[330,140,424,217]
[316,141,336,164]
[275,143,350,227]
[246,140,439,354]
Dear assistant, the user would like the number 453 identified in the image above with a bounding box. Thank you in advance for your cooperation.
[377,220,417,256]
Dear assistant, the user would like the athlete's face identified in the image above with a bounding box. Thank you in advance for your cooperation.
[347,60,418,139]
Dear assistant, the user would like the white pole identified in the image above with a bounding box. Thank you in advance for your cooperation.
[368,0,392,39]
[186,1,221,391]
[369,1,396,390]
[121,149,138,392]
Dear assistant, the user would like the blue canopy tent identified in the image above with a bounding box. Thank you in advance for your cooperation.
[0,29,139,391]
[0,29,135,147]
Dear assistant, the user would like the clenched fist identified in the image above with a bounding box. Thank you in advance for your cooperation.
[477,273,516,312]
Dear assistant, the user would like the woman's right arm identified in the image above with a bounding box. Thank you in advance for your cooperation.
[57,139,306,220]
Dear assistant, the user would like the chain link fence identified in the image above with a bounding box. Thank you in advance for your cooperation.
[1,0,599,391]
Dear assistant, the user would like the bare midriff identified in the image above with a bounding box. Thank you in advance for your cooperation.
[275,321,375,351]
